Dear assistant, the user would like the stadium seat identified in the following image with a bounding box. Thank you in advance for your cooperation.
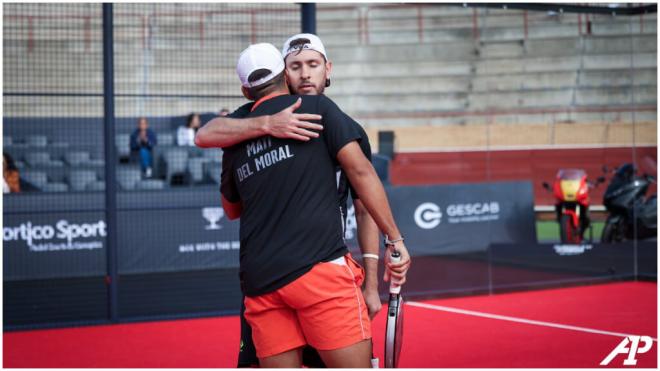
[68,170,97,191]
[32,166,67,183]
[187,146,204,158]
[42,183,69,192]
[187,157,210,183]
[163,148,189,184]
[64,151,91,166]
[202,148,223,161]
[207,164,221,184]
[86,181,106,192]
[26,135,48,147]
[4,136,12,146]
[51,142,70,148]
[87,158,106,167]
[152,146,173,177]
[117,168,142,190]
[136,179,166,190]
[21,170,48,189]
[115,134,131,158]
[159,132,174,146]
[25,152,64,167]
[371,154,390,184]
[24,152,51,166]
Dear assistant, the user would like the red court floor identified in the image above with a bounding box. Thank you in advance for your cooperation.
[3,280,656,368]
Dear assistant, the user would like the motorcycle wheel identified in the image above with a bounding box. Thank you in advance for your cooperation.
[560,214,581,244]
[601,221,615,243]
[601,218,624,243]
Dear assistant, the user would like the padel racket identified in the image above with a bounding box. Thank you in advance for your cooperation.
[384,250,404,368]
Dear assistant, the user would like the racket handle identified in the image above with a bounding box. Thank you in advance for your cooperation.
[389,250,402,294]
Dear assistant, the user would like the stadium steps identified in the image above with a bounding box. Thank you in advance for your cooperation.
[354,111,658,129]
[474,53,656,74]
[3,4,657,127]
[578,68,657,87]
[332,61,472,79]
[471,68,656,91]
[329,92,468,113]
[329,41,477,63]
[330,75,471,95]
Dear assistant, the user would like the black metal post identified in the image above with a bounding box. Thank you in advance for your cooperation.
[301,3,316,34]
[102,3,119,322]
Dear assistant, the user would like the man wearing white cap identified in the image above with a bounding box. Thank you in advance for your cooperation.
[220,42,410,368]
[198,34,403,367]
[279,33,331,96]
[198,34,384,320]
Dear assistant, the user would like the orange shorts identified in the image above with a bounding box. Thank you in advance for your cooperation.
[243,253,372,359]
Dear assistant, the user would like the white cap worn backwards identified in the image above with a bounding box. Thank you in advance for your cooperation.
[281,33,328,61]
[236,43,285,88]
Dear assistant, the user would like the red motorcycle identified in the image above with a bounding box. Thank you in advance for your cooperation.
[542,169,604,244]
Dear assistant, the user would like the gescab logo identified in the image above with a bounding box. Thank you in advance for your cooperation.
[414,203,443,229]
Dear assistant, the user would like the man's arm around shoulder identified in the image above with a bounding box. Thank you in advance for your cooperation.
[195,98,323,148]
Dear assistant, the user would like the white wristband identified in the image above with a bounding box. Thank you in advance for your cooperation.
[362,253,380,260]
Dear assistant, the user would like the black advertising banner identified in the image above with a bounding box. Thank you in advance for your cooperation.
[488,241,657,290]
[386,181,537,255]
[117,206,241,274]
[3,211,107,281]
[117,181,538,274]
[4,182,536,280]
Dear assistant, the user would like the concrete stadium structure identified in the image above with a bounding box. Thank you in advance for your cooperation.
[4,4,656,125]
[2,3,657,196]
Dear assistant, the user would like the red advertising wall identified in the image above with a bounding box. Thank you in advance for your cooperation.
[390,146,657,206]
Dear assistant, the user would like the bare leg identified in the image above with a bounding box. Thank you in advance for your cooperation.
[259,347,303,368]
[318,339,372,368]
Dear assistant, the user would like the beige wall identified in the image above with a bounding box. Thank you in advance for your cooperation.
[364,121,657,152]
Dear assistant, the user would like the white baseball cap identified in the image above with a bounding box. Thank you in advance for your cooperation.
[281,33,328,61]
[236,43,285,88]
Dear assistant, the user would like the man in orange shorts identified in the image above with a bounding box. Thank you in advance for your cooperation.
[197,33,386,367]
[220,43,410,367]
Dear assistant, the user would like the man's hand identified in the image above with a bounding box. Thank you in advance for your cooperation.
[383,242,411,287]
[263,98,323,141]
[362,286,382,320]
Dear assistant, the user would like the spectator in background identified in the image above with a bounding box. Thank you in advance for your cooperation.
[3,152,21,193]
[130,117,158,177]
[177,113,201,147]
[219,108,230,116]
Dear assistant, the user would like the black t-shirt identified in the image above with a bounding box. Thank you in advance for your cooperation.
[227,102,253,119]
[225,99,372,237]
[221,94,364,296]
